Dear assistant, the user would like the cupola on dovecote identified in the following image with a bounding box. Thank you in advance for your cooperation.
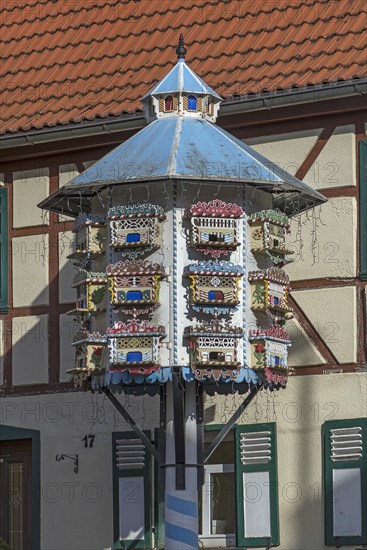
[142,35,221,123]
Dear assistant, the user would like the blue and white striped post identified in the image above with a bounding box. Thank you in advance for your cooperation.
[165,382,198,549]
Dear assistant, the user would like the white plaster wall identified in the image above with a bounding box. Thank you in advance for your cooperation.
[59,231,76,303]
[303,125,356,189]
[13,167,49,228]
[12,315,49,385]
[0,391,159,550]
[285,318,326,367]
[245,129,321,175]
[292,286,357,364]
[0,173,4,186]
[59,313,78,382]
[206,372,367,550]
[59,163,80,187]
[285,197,357,280]
[245,126,356,190]
[12,234,49,307]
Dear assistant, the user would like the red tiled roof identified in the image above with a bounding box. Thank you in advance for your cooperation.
[1,0,366,135]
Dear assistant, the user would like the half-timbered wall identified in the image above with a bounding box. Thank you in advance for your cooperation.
[0,104,366,550]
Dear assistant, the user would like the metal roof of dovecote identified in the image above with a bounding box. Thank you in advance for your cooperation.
[39,37,326,217]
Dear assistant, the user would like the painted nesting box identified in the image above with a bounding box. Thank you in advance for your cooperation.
[249,267,293,318]
[67,330,107,385]
[106,259,166,311]
[185,200,243,257]
[67,213,106,259]
[248,327,291,385]
[108,202,166,253]
[248,209,293,264]
[68,270,107,315]
[106,320,166,374]
[184,322,243,380]
[185,261,243,313]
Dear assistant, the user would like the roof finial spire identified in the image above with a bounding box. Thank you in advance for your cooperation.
[176,33,187,60]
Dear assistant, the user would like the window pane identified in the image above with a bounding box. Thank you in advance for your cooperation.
[204,440,235,465]
[243,470,271,538]
[119,476,145,541]
[210,472,235,534]
[333,468,362,537]
[8,461,24,550]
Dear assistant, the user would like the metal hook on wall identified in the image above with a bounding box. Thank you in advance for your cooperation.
[55,454,79,474]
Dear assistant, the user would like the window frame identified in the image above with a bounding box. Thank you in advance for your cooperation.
[0,187,9,313]
[200,425,236,548]
[201,463,236,545]
[324,417,367,546]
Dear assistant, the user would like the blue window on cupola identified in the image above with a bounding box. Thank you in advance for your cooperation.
[165,95,173,111]
[188,95,197,110]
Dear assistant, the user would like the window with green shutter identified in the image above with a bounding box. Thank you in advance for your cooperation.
[324,418,367,546]
[360,140,367,280]
[0,188,8,313]
[235,423,279,547]
[112,431,152,549]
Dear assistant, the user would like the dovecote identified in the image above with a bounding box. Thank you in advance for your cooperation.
[184,261,244,313]
[249,267,293,320]
[184,321,243,381]
[106,320,166,375]
[67,330,107,386]
[248,209,293,264]
[67,270,107,316]
[67,213,106,260]
[108,203,166,254]
[248,326,292,386]
[185,200,243,258]
[106,260,166,311]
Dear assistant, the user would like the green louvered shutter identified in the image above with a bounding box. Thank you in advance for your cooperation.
[112,432,152,549]
[324,418,367,546]
[0,188,8,312]
[235,423,279,547]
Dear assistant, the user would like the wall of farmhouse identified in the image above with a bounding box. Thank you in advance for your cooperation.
[206,371,367,550]
[0,113,366,550]
[246,123,362,374]
[0,391,159,550]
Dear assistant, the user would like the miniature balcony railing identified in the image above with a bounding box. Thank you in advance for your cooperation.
[108,203,166,253]
[106,320,166,374]
[107,260,166,309]
[193,355,241,368]
[185,200,243,257]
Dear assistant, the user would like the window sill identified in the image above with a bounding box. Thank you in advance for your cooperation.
[199,534,236,548]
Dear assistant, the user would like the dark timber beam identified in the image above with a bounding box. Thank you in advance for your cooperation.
[203,387,259,463]
[102,387,160,464]
[172,368,186,490]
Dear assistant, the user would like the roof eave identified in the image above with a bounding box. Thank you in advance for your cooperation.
[1,78,366,149]
[38,175,326,218]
